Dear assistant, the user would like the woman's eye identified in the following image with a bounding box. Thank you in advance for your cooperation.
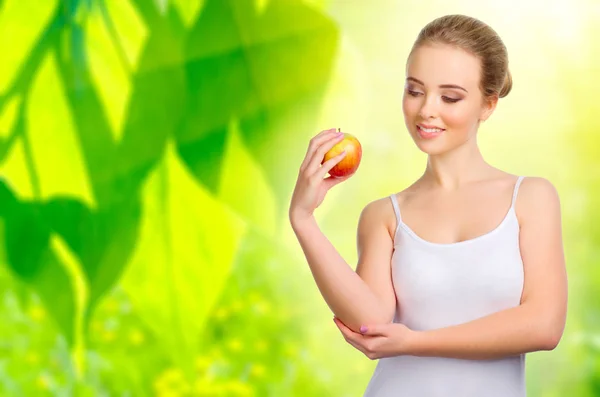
[406,90,460,103]
[443,96,461,103]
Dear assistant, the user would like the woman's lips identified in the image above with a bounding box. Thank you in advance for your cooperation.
[417,124,445,139]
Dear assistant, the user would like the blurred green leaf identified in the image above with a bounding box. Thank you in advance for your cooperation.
[171,0,204,28]
[0,94,20,139]
[0,0,191,352]
[0,138,34,198]
[121,140,247,373]
[28,51,95,207]
[84,0,148,140]
[218,118,278,238]
[0,185,76,344]
[40,197,141,314]
[177,0,339,222]
[0,0,58,94]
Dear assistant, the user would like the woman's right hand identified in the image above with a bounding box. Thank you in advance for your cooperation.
[289,128,352,226]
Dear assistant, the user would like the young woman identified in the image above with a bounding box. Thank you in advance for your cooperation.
[288,14,568,397]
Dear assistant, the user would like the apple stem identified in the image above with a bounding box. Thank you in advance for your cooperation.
[338,128,340,133]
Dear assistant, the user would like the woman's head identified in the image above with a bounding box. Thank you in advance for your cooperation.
[402,15,511,154]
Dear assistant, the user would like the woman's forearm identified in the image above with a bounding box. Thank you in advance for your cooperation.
[291,215,389,332]
[405,303,558,360]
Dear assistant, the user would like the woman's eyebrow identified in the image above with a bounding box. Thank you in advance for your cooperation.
[406,77,468,93]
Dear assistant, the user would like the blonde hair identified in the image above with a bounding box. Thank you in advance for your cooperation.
[409,14,512,100]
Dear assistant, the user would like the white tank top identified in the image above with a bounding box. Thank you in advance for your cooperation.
[363,176,526,397]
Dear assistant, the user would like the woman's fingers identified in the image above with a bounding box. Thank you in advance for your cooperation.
[318,150,347,179]
[305,132,345,175]
[345,336,366,354]
[334,318,367,354]
[299,128,338,174]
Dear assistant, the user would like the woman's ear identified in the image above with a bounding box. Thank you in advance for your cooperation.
[480,95,498,122]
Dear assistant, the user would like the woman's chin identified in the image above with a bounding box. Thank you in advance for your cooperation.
[411,134,447,154]
[417,145,447,155]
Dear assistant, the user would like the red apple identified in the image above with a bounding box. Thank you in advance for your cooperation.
[321,129,362,178]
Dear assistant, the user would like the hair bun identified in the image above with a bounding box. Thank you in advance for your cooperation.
[499,70,512,98]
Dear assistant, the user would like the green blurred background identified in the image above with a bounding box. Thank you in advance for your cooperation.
[0,0,598,395]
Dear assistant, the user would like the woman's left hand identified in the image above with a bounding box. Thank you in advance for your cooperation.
[333,317,415,360]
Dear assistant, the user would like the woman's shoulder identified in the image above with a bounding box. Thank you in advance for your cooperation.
[359,193,406,241]
[360,180,426,240]
[518,175,556,192]
[514,175,560,224]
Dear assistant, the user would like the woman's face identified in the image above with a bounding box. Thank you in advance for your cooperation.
[402,43,496,155]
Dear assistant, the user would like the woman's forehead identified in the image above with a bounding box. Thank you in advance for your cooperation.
[406,44,480,89]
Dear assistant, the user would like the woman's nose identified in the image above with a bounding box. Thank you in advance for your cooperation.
[418,96,438,120]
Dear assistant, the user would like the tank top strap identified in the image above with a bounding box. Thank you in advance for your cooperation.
[510,176,525,209]
[389,193,402,224]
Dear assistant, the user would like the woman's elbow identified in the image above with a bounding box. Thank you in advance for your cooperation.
[540,323,565,351]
